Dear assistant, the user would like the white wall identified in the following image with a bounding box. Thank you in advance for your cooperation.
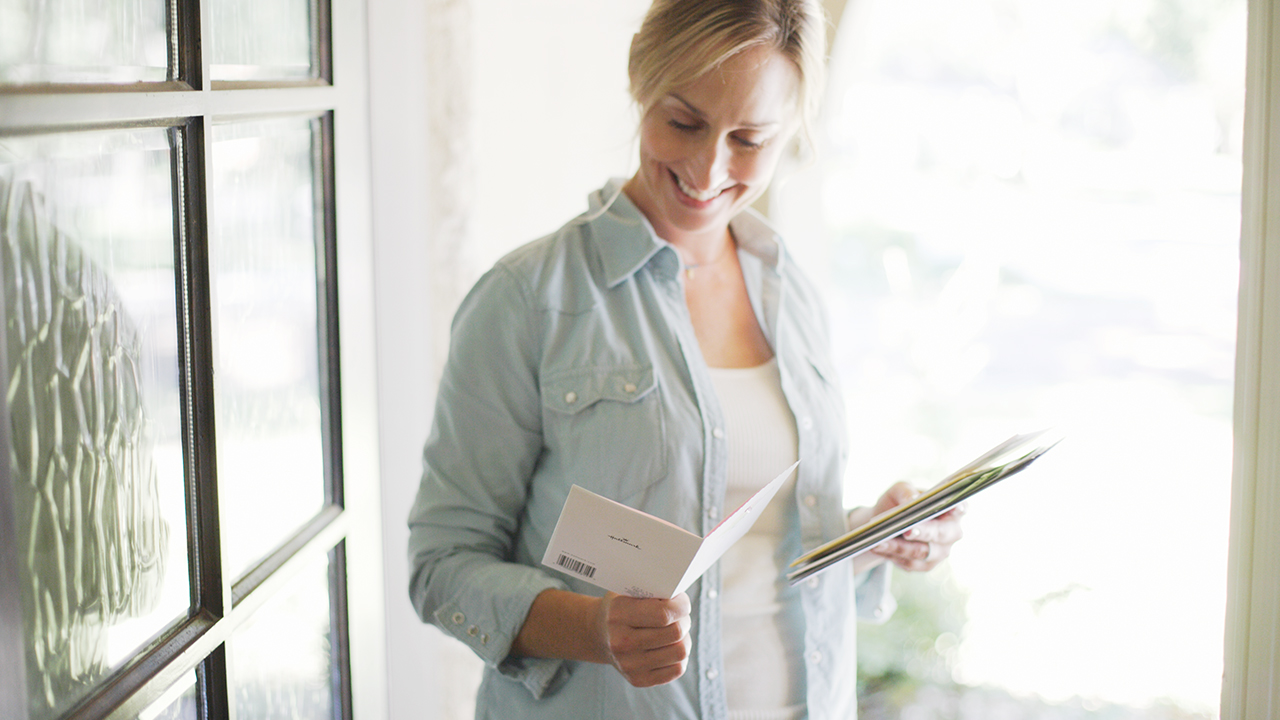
[468,0,649,279]
[367,1,647,716]
[366,0,443,716]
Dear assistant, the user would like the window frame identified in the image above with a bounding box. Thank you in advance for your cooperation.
[0,0,384,716]
[1222,0,1280,715]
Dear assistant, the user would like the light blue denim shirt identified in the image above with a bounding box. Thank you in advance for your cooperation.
[408,179,894,720]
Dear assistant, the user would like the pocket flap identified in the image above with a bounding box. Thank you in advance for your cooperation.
[543,365,657,414]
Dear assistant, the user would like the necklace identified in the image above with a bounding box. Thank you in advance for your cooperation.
[683,242,735,280]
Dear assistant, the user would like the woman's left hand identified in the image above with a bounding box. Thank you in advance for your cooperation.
[866,482,966,572]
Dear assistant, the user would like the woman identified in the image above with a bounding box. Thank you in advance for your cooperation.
[407,1,964,718]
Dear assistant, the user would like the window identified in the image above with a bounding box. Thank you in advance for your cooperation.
[0,0,382,718]
[776,0,1244,716]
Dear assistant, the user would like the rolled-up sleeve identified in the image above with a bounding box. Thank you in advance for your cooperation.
[407,264,569,698]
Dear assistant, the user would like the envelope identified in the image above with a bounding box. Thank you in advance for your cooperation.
[540,462,800,598]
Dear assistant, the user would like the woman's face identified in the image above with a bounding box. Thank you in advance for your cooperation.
[626,45,800,246]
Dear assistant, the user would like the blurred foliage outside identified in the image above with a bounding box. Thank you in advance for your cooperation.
[809,0,1246,716]
[856,570,1215,719]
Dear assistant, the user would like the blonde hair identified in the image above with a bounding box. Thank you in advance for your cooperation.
[628,0,828,138]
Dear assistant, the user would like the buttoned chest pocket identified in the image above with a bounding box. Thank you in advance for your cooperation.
[541,365,667,502]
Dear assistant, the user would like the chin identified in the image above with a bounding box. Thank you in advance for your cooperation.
[666,199,733,233]
[667,177,747,220]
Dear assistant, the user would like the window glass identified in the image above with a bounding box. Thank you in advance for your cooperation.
[778,0,1244,716]
[1,128,190,719]
[0,0,169,84]
[210,117,326,580]
[229,552,334,720]
[210,0,312,81]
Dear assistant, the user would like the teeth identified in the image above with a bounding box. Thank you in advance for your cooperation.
[675,174,723,202]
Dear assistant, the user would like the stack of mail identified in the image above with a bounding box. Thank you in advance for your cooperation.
[786,431,1058,585]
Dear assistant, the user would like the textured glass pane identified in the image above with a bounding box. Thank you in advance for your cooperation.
[0,0,168,84]
[1,129,189,719]
[136,671,197,720]
[230,552,333,720]
[210,0,312,81]
[210,118,325,579]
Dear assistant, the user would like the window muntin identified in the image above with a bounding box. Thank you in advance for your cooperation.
[134,671,196,720]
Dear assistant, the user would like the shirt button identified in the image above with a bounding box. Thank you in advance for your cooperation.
[480,633,489,645]
[564,391,578,404]
[707,589,718,599]
[801,416,814,430]
[804,495,818,508]
[466,625,479,637]
[707,507,719,521]
[810,651,823,665]
[807,577,821,589]
[706,669,719,680]
[712,427,725,439]
[451,612,465,625]
[624,382,637,393]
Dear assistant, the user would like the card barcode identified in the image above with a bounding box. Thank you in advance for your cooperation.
[556,553,596,579]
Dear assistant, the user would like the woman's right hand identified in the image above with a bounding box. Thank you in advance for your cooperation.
[597,591,692,687]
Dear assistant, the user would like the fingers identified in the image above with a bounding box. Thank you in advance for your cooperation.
[864,477,971,574]
[608,612,690,655]
[609,591,691,628]
[871,481,920,515]
[872,537,940,571]
[903,512,964,546]
[870,508,966,572]
[599,592,693,687]
[871,536,928,568]
[610,623,692,687]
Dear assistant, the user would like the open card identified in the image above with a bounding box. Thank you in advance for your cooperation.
[541,462,800,598]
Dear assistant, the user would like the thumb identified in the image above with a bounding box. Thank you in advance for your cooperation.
[875,481,921,514]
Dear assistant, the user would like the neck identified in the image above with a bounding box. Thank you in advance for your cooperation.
[675,227,734,266]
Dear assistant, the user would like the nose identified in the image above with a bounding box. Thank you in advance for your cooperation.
[687,135,731,191]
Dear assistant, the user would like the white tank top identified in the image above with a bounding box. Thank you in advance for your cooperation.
[708,358,806,720]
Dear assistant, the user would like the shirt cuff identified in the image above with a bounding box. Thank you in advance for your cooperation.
[855,563,896,624]
[497,653,570,699]
[430,565,569,698]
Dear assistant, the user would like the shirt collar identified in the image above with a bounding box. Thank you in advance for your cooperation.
[582,179,667,289]
[730,207,785,273]
[583,178,787,288]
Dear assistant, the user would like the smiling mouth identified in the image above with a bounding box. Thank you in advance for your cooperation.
[672,171,725,203]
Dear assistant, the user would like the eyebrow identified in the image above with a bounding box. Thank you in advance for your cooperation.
[668,93,781,130]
